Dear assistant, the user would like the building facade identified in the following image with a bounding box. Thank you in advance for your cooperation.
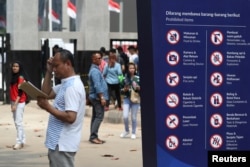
[0,0,138,103]
[1,0,137,51]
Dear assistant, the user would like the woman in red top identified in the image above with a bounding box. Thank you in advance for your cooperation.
[9,61,28,150]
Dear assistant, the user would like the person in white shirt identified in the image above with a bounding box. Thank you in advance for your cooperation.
[37,49,86,167]
[128,45,138,63]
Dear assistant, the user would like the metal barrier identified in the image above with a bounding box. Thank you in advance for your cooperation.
[0,33,10,103]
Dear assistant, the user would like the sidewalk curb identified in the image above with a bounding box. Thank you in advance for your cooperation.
[85,106,141,126]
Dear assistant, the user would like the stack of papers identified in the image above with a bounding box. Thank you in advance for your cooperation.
[19,81,48,99]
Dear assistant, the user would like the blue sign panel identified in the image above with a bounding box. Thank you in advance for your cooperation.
[147,0,250,166]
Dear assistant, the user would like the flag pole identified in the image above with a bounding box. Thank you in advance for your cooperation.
[49,0,52,32]
[119,1,123,32]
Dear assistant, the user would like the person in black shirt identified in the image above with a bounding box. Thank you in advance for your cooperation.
[117,46,129,74]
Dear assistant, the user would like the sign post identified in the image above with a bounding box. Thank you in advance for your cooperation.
[137,0,250,166]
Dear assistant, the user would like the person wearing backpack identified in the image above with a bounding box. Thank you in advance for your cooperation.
[117,46,129,75]
[9,61,29,150]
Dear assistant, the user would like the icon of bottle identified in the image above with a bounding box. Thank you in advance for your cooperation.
[214,116,219,125]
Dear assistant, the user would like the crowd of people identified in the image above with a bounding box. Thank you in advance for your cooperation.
[8,45,140,167]
[96,45,140,139]
[88,45,141,142]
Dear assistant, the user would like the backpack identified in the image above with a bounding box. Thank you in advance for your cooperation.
[120,53,129,73]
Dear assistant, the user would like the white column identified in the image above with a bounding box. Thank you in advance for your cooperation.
[7,0,39,50]
[62,0,69,32]
[76,0,110,50]
[119,1,123,32]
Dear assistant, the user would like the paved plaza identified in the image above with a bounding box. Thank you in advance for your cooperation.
[0,101,142,167]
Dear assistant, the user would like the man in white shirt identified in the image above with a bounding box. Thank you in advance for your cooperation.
[128,45,138,63]
[37,49,86,167]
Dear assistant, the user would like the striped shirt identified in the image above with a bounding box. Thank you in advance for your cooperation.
[45,75,85,152]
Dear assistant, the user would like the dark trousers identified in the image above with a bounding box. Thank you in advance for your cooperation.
[89,98,104,140]
[106,83,122,108]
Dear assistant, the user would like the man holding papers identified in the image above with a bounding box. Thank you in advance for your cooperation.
[37,49,86,167]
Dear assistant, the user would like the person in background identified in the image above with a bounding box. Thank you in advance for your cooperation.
[99,47,108,73]
[127,45,138,64]
[37,49,86,167]
[9,61,29,150]
[117,46,129,74]
[103,49,123,111]
[52,44,62,85]
[52,44,61,56]
[133,47,139,75]
[120,62,140,139]
[88,52,108,144]
[115,48,125,73]
[100,47,109,62]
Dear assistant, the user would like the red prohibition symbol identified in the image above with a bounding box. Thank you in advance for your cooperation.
[210,134,223,149]
[210,72,223,87]
[166,72,180,87]
[166,135,179,150]
[166,114,179,129]
[166,93,179,108]
[210,113,223,128]
[211,30,223,45]
[166,29,180,45]
[210,51,223,66]
[210,92,223,108]
[166,51,180,66]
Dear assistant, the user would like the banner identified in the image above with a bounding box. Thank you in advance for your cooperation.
[138,0,250,166]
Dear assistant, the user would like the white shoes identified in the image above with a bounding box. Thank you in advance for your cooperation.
[13,143,24,150]
[131,134,136,139]
[120,131,130,138]
[120,132,137,139]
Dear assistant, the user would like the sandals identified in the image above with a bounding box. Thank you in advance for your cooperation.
[89,138,106,144]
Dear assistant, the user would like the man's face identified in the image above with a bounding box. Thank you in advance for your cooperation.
[93,53,102,65]
[108,53,116,64]
[52,53,68,79]
[128,49,135,55]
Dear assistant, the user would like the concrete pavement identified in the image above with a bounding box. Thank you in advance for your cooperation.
[0,101,142,167]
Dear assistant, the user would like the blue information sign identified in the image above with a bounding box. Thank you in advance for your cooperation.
[137,0,250,166]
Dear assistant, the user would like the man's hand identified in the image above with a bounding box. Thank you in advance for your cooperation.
[37,97,76,124]
[100,99,106,106]
[37,97,51,111]
[46,57,54,73]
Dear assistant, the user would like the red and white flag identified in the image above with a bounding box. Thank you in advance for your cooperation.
[67,0,76,19]
[49,9,61,24]
[108,0,120,13]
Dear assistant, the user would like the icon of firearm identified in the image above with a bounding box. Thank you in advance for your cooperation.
[169,76,177,83]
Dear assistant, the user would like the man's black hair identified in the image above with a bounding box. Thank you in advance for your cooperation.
[117,46,123,52]
[109,48,116,54]
[100,47,106,53]
[59,49,75,67]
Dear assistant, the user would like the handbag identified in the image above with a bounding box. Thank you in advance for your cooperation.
[130,87,140,103]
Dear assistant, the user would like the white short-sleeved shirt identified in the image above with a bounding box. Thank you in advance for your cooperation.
[45,75,86,152]
[129,53,138,63]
